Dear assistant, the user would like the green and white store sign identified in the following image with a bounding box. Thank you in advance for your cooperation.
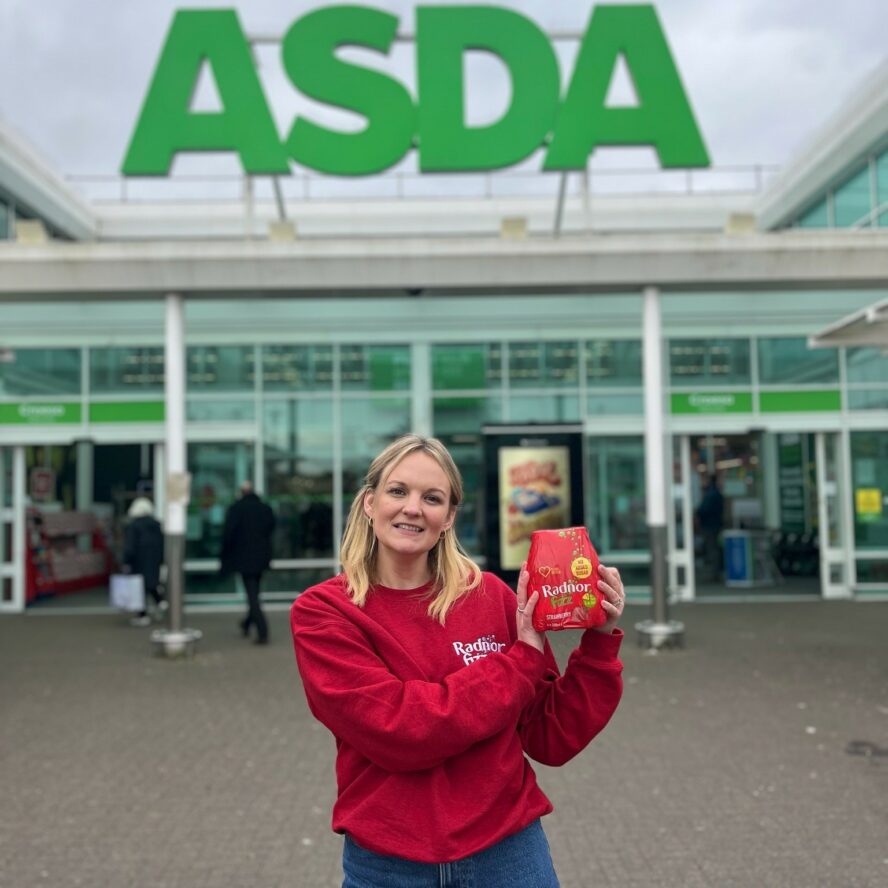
[0,403,82,424]
[0,402,165,425]
[123,4,710,177]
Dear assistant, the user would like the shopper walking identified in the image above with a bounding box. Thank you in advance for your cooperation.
[221,481,276,645]
[123,497,165,627]
[290,435,625,886]
[696,473,725,582]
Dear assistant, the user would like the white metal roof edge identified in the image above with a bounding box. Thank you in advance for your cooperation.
[755,57,888,231]
[0,117,97,241]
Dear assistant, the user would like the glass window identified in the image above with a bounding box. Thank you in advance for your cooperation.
[850,431,888,549]
[186,400,255,423]
[877,150,888,227]
[757,337,839,384]
[187,346,254,392]
[586,340,642,386]
[846,347,888,384]
[186,442,255,560]
[432,343,502,389]
[669,339,750,386]
[797,199,829,228]
[508,394,580,422]
[433,397,503,554]
[340,345,410,391]
[90,347,164,393]
[848,390,888,410]
[586,393,643,415]
[0,199,8,240]
[586,437,647,551]
[340,395,411,554]
[508,341,579,388]
[263,399,335,559]
[262,345,333,392]
[0,348,81,396]
[833,166,871,228]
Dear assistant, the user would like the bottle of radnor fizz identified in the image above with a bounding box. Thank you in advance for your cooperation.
[526,527,606,632]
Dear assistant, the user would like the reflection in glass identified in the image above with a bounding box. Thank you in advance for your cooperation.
[432,343,502,389]
[433,397,502,555]
[187,346,254,391]
[264,399,334,558]
[508,394,580,422]
[262,345,333,392]
[585,340,642,386]
[0,348,81,396]
[508,341,578,389]
[833,166,871,227]
[341,396,411,530]
[340,345,410,391]
[757,337,839,384]
[186,443,255,559]
[186,400,256,423]
[586,437,647,552]
[669,339,750,386]
[90,347,164,393]
[846,348,888,384]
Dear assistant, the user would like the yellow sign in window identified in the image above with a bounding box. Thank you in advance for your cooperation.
[855,488,882,516]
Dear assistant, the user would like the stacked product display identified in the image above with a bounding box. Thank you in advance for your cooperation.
[25,508,112,602]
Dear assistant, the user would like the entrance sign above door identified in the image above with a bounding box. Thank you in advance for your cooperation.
[122,4,710,177]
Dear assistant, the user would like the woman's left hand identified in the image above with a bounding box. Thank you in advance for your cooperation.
[595,563,625,633]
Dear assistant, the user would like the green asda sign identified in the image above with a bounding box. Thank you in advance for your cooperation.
[123,4,709,177]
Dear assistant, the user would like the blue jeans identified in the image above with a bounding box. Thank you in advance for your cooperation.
[342,819,560,887]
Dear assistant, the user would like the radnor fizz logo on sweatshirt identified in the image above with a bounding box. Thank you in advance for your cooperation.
[452,634,506,665]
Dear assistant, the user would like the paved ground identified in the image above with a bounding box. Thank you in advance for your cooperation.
[1,599,886,888]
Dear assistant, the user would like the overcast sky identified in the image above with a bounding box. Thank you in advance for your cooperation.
[2,0,886,185]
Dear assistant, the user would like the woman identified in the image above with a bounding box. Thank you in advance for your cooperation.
[290,435,624,887]
[123,497,165,627]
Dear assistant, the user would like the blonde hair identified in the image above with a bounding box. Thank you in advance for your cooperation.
[340,435,481,624]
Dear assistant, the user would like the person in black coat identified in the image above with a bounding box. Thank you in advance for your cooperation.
[124,497,165,626]
[696,474,725,582]
[221,481,276,644]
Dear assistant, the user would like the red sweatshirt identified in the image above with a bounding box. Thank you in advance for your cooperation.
[290,571,623,863]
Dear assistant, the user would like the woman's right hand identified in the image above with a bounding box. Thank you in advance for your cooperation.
[516,563,545,654]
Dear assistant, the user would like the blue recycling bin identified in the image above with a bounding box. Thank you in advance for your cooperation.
[723,530,753,586]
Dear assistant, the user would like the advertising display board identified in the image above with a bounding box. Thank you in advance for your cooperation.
[482,424,584,583]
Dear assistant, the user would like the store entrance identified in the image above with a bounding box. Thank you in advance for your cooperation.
[679,431,831,597]
[25,443,156,610]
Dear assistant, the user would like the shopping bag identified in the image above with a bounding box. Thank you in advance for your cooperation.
[110,574,145,612]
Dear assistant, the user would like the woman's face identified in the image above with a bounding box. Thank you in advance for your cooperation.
[364,451,455,563]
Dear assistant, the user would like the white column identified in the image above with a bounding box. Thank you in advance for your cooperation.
[643,287,666,528]
[165,294,187,537]
[76,441,93,512]
[637,286,684,647]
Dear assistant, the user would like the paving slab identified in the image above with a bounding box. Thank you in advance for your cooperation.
[1,600,886,888]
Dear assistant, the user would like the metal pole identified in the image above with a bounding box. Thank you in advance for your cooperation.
[636,286,685,649]
[553,172,568,238]
[151,293,201,657]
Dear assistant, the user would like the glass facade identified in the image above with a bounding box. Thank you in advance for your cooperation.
[2,316,887,600]
[789,146,888,229]
[0,349,81,396]
[757,337,839,384]
[669,339,751,386]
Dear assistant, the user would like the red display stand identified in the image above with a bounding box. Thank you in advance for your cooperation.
[25,508,113,604]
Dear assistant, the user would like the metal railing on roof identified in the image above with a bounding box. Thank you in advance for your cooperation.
[66,164,780,205]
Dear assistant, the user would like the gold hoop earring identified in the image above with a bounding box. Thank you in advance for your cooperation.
[367,516,373,527]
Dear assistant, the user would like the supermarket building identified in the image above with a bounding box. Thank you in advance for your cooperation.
[1,11,888,614]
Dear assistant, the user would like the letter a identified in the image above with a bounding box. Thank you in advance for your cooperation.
[544,5,709,170]
[122,10,289,175]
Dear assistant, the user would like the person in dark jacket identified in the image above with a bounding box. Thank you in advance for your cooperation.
[696,473,725,582]
[123,497,165,627]
[221,481,276,644]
